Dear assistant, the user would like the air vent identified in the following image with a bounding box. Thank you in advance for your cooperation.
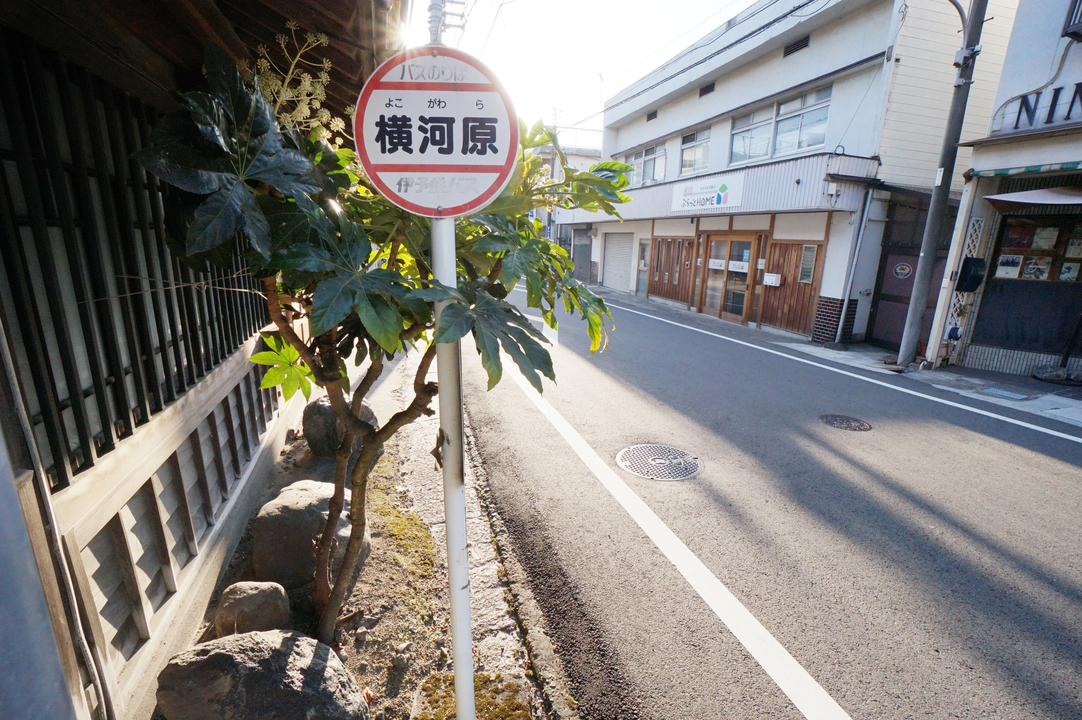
[646,110,657,121]
[699,82,715,97]
[784,35,810,57]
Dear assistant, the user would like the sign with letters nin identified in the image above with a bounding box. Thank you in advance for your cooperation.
[355,46,519,218]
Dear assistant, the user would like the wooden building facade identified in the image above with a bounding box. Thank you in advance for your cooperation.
[0,1,408,717]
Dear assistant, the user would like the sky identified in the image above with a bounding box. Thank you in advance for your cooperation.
[404,0,760,148]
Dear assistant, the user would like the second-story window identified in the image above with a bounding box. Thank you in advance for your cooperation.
[774,86,831,155]
[680,128,710,175]
[628,144,665,186]
[730,107,773,164]
[729,85,832,165]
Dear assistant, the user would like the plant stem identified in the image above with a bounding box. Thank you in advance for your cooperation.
[316,344,438,645]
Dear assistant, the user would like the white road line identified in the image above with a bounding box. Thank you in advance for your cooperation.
[508,370,853,720]
[607,303,1082,446]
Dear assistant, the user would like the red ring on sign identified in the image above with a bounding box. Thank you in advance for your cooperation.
[354,46,519,218]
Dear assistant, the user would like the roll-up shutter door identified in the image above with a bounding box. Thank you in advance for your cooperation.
[602,233,634,292]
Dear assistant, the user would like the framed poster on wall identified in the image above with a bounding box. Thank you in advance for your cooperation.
[996,254,1022,278]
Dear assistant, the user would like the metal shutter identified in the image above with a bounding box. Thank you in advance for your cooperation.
[602,233,634,292]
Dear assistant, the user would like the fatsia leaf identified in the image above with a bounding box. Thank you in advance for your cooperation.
[339,219,372,269]
[257,195,314,251]
[432,301,473,344]
[182,92,230,153]
[187,179,248,253]
[404,282,464,304]
[246,147,318,198]
[309,273,356,336]
[133,144,230,195]
[355,292,402,353]
[238,187,271,259]
[204,44,251,127]
[273,243,335,272]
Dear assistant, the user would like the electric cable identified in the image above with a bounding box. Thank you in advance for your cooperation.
[989,38,1077,129]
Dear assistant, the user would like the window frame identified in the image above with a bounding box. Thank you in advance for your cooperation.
[679,127,711,177]
[728,85,832,167]
[626,143,666,187]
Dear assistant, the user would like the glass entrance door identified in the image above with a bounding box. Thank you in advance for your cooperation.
[703,238,728,315]
[722,239,753,322]
[701,234,757,323]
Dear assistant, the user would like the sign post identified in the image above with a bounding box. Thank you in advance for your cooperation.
[354,37,518,720]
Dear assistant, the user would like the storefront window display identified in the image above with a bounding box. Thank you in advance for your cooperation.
[972,214,1082,355]
[992,217,1082,282]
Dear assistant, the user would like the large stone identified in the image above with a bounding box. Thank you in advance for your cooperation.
[302,396,378,456]
[156,630,368,720]
[252,480,371,590]
[214,582,290,637]
[1033,365,1068,382]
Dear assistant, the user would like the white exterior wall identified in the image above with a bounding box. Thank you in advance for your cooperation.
[605,0,894,170]
[877,0,1016,190]
[987,0,1081,139]
[820,213,858,298]
[592,220,653,291]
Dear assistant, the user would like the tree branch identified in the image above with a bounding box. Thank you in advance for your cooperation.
[263,275,319,372]
[352,346,384,413]
[375,343,437,445]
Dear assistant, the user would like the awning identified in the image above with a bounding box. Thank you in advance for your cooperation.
[983,186,1082,210]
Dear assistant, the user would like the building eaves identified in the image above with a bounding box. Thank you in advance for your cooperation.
[611,51,885,159]
[603,0,878,125]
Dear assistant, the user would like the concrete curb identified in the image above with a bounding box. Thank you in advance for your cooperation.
[463,412,581,720]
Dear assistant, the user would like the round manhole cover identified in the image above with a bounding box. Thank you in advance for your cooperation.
[819,414,872,431]
[616,444,703,480]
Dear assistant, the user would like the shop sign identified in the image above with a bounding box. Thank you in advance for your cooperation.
[354,46,518,218]
[893,262,913,279]
[670,173,744,212]
[991,78,1082,137]
[728,260,749,272]
[707,258,726,270]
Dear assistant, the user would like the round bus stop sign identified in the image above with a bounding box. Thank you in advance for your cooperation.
[354,46,519,218]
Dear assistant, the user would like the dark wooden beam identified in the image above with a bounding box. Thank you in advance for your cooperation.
[0,0,177,109]
[165,0,252,64]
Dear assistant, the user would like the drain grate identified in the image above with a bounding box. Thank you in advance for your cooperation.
[819,414,872,432]
[616,444,703,480]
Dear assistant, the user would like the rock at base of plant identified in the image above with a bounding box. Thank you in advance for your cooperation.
[252,480,371,590]
[157,630,369,720]
[410,672,531,720]
[214,581,290,637]
[303,396,379,456]
[1033,365,1069,382]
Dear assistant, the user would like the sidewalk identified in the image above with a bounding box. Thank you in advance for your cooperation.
[594,287,1082,430]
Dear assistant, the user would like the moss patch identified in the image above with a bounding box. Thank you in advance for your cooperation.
[414,672,531,720]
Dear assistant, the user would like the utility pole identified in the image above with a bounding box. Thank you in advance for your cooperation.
[896,0,989,368]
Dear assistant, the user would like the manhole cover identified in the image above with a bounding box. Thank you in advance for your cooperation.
[616,444,702,480]
[819,414,872,431]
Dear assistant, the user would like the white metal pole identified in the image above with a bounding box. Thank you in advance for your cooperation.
[431,214,476,720]
[835,188,874,344]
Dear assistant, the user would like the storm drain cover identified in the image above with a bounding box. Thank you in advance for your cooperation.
[819,414,872,432]
[616,444,703,480]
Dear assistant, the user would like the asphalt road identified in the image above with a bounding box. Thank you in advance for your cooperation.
[461,286,1082,720]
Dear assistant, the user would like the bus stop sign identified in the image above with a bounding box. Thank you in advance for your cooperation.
[354,46,519,218]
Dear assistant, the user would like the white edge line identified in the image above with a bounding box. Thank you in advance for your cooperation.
[508,370,852,720]
[606,303,1082,446]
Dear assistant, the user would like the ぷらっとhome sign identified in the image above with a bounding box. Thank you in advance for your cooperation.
[670,173,744,212]
[355,46,518,218]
